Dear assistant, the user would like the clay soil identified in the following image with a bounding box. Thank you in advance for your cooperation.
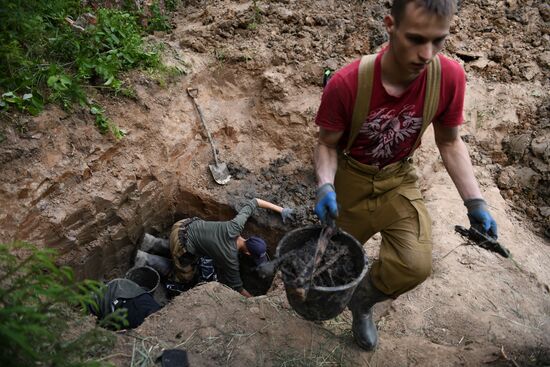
[1,0,549,366]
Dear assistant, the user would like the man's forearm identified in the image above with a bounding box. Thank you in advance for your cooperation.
[438,138,483,200]
[314,142,338,187]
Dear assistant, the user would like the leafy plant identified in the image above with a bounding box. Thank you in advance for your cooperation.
[0,1,81,97]
[0,241,116,367]
[147,2,172,31]
[0,1,162,138]
[1,91,44,116]
[90,104,125,139]
[164,0,182,12]
[75,9,160,87]
[47,70,87,110]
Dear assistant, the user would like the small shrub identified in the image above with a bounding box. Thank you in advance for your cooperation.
[0,1,162,138]
[90,104,125,139]
[146,2,173,31]
[0,91,44,116]
[0,241,116,367]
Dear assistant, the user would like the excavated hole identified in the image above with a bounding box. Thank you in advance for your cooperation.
[67,186,286,298]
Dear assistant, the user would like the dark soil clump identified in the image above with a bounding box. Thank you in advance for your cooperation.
[279,237,357,288]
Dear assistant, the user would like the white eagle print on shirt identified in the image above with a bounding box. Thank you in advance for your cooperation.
[358,104,423,160]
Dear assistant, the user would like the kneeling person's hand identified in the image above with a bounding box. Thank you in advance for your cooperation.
[281,208,296,224]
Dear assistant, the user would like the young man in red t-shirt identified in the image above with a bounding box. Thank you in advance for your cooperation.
[314,0,498,351]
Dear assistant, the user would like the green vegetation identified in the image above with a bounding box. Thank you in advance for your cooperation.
[0,1,181,138]
[247,0,262,30]
[214,48,227,63]
[146,62,187,88]
[90,104,125,139]
[147,2,172,32]
[0,241,117,366]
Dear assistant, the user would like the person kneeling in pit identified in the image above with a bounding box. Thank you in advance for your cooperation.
[135,198,295,297]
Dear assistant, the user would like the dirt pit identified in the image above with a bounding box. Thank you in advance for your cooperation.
[129,221,281,304]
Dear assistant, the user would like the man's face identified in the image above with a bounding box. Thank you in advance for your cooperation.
[385,2,452,75]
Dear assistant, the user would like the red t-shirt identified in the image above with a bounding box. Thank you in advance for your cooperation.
[315,51,466,167]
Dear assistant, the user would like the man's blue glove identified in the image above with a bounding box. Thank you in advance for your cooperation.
[464,198,498,238]
[315,183,339,223]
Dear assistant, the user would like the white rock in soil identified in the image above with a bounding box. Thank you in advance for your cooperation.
[531,133,550,162]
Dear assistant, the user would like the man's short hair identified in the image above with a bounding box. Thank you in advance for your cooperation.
[391,0,457,26]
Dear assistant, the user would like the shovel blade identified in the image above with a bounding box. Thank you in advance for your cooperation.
[209,163,231,185]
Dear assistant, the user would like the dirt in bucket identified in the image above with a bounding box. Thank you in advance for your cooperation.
[279,238,357,288]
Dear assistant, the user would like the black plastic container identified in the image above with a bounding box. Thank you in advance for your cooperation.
[277,225,368,321]
[125,266,160,293]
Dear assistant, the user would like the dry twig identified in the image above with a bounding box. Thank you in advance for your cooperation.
[95,353,132,362]
[437,243,468,262]
[312,247,348,278]
[491,314,541,331]
[500,346,520,367]
[173,329,197,349]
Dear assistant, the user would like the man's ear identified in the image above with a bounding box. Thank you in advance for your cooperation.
[384,14,395,34]
[240,239,251,256]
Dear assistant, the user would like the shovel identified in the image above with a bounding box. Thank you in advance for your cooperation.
[187,88,231,185]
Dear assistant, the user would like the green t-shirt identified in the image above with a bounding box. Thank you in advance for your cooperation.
[186,199,259,291]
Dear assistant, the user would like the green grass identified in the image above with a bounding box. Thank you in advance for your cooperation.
[273,341,350,367]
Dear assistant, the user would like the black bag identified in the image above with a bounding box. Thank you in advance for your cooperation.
[116,293,161,329]
[90,278,160,329]
[156,349,190,367]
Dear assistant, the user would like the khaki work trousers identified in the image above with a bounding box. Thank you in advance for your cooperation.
[334,155,433,298]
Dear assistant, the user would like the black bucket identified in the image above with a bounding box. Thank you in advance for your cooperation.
[277,225,368,321]
[125,266,160,293]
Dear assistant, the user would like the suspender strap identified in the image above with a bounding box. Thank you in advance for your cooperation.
[344,54,442,157]
[409,55,441,154]
[344,54,376,154]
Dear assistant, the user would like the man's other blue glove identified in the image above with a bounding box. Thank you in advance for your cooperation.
[464,198,498,238]
[315,183,339,223]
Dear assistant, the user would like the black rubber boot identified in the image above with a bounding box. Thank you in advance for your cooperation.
[134,250,173,277]
[140,233,171,257]
[349,277,389,351]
